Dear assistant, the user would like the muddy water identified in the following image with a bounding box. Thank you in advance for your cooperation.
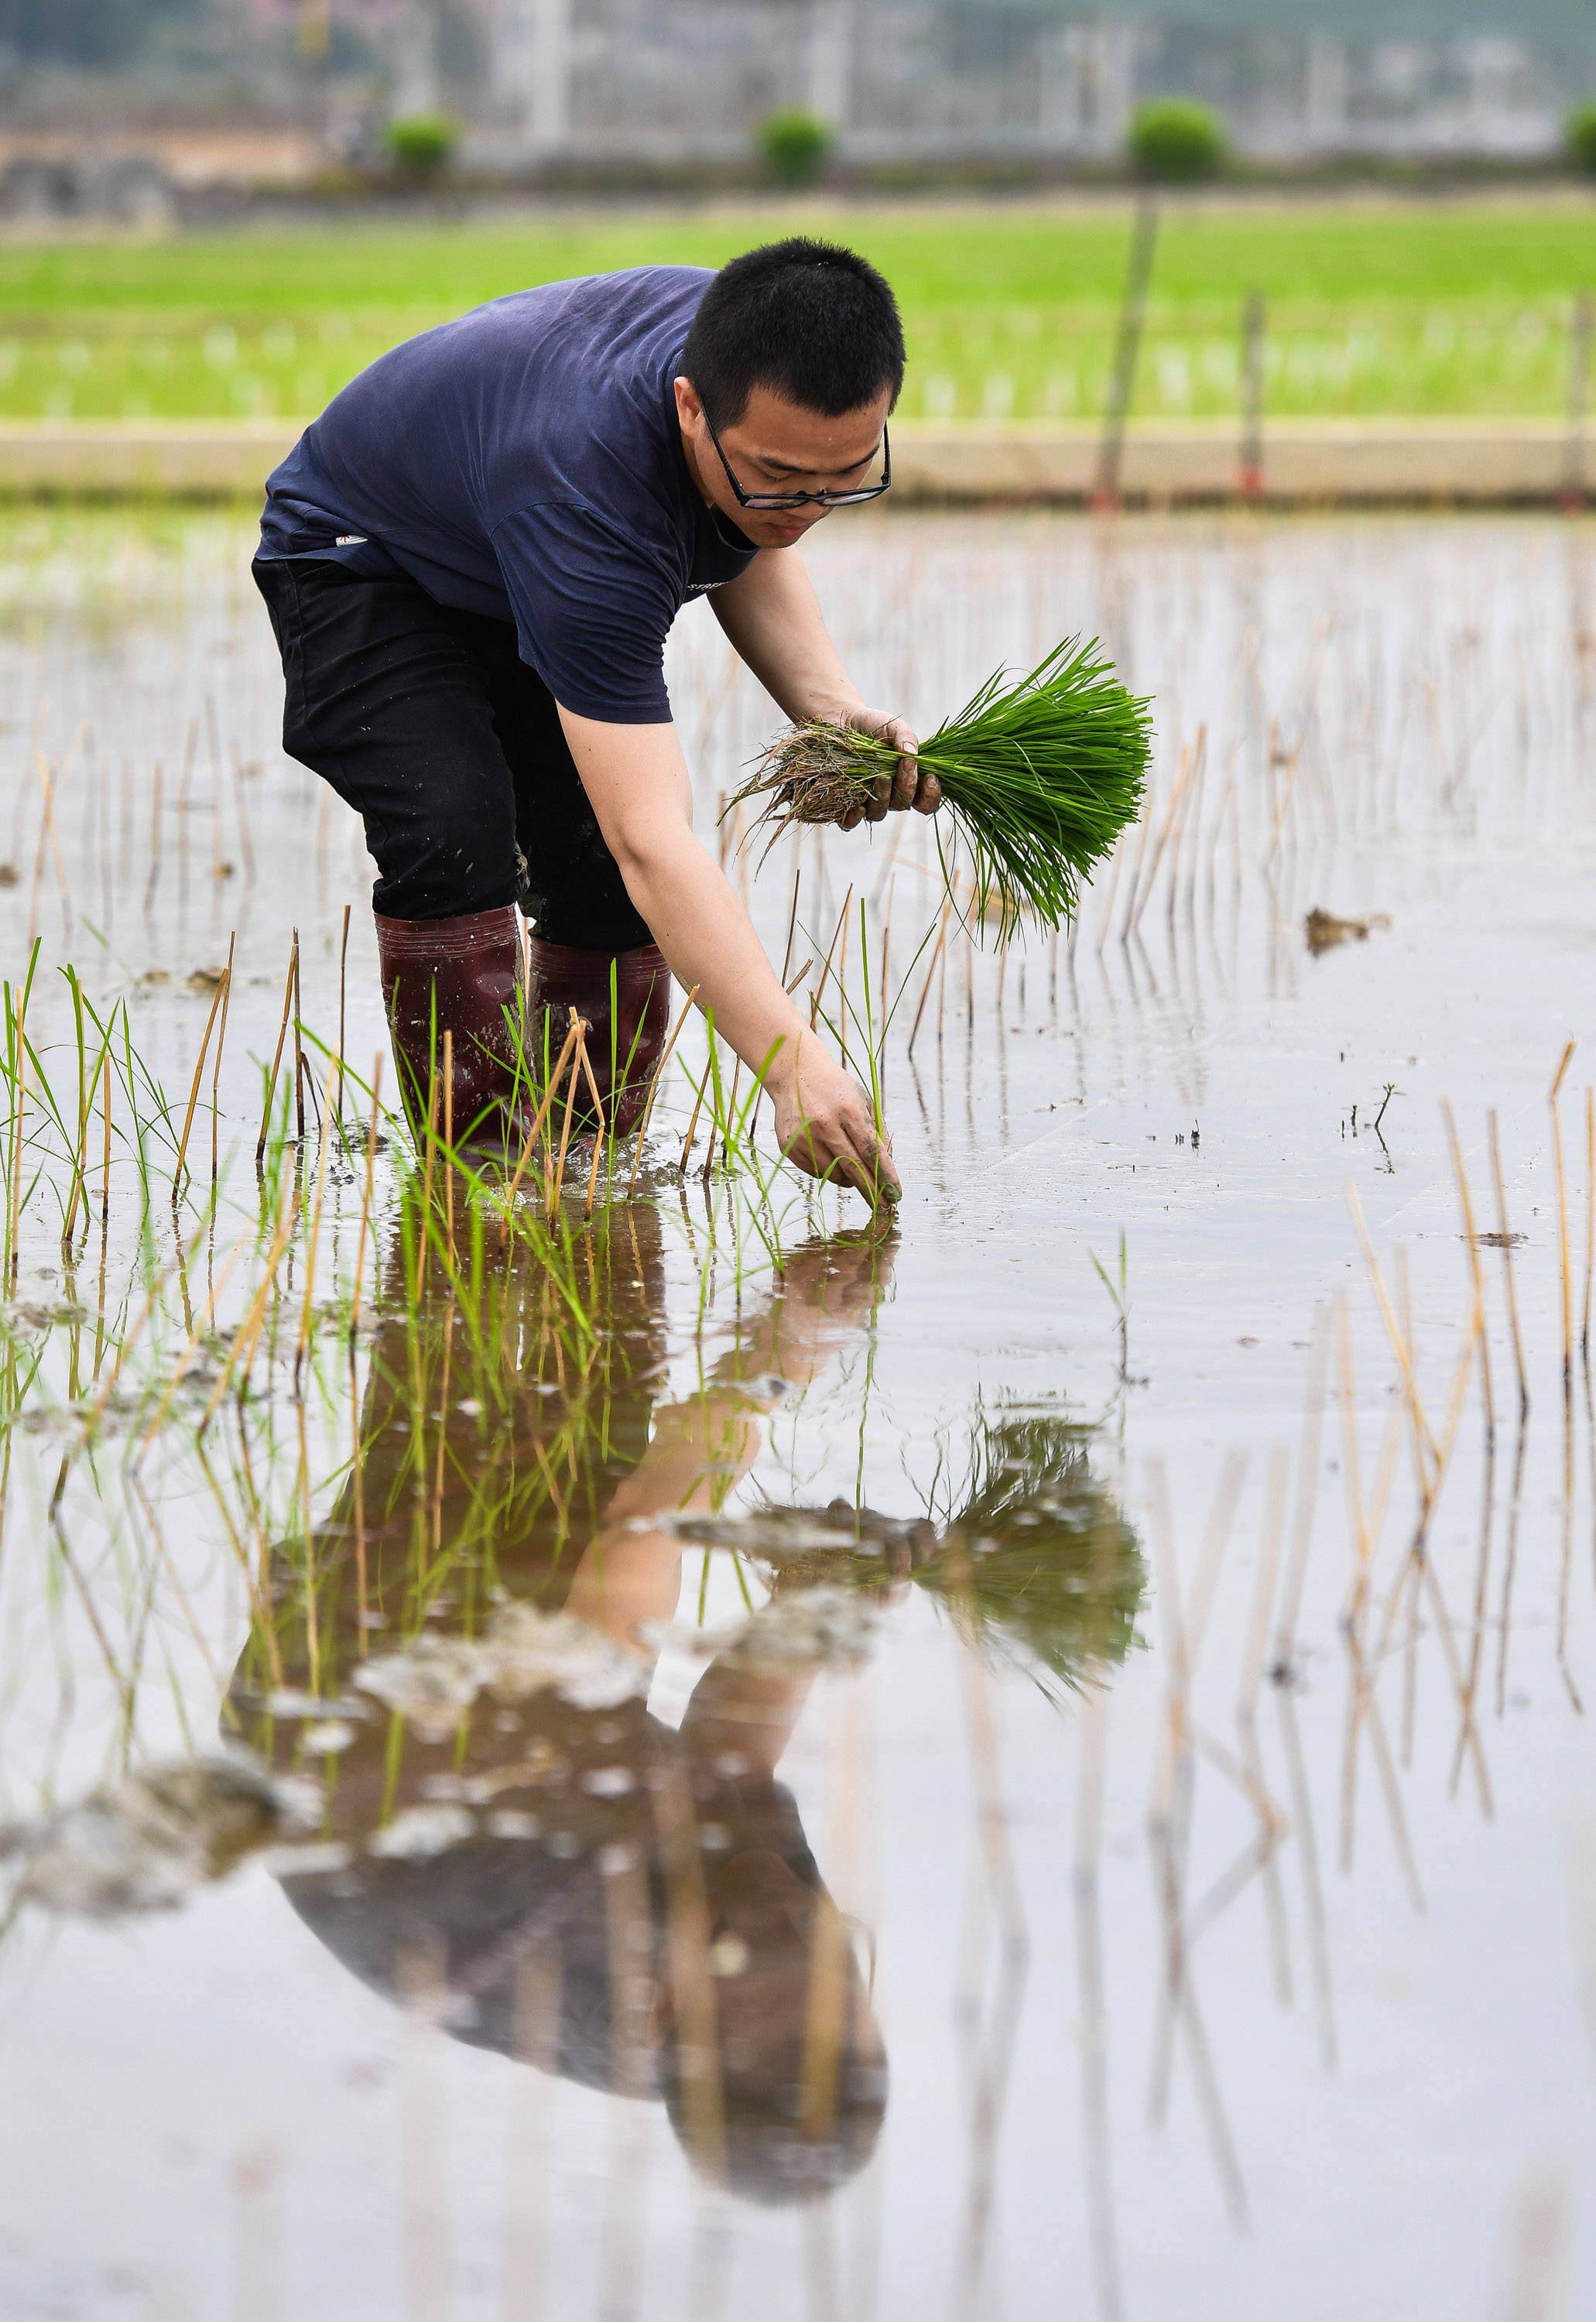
[0,508,1592,2320]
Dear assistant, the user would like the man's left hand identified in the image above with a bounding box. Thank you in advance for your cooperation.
[838,708,940,828]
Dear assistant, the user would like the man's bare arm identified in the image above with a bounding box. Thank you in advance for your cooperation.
[558,707,898,1203]
[709,548,940,826]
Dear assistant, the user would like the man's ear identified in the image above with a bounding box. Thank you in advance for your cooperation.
[673,376,703,430]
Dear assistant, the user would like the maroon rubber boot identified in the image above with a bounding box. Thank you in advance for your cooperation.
[526,937,673,1138]
[374,906,533,1155]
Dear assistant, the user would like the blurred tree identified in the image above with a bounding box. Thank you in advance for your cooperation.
[0,0,200,67]
[756,107,835,186]
[384,112,459,176]
[1567,101,1596,172]
[1129,95,1228,178]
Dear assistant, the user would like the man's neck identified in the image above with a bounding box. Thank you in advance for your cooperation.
[677,416,711,508]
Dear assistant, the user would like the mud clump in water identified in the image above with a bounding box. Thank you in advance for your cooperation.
[1304,906,1392,955]
[649,1583,880,1671]
[485,1603,650,1712]
[351,1632,484,1742]
[352,1603,649,1742]
[0,1752,312,1918]
[367,1802,477,1860]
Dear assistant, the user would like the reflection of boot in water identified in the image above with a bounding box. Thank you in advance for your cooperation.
[288,1201,673,1666]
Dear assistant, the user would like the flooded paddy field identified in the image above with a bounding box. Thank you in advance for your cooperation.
[0,505,1591,2321]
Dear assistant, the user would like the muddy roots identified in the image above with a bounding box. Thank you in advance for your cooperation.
[736,723,890,852]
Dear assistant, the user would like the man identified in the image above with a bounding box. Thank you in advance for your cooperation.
[253,236,937,1200]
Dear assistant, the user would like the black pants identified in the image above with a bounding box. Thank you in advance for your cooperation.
[252,555,651,950]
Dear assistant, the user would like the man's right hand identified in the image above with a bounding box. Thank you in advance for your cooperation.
[770,1032,900,1208]
[557,709,904,1208]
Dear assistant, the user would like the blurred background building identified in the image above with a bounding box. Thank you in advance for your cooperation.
[0,0,1593,203]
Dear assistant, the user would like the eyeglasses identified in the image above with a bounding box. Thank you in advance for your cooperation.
[702,413,892,511]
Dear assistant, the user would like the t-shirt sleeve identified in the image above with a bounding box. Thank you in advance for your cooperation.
[491,500,679,724]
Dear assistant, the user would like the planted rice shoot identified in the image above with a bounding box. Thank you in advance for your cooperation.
[730,637,1152,940]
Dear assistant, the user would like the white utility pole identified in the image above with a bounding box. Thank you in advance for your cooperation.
[392,0,440,114]
[493,0,536,118]
[1306,30,1348,150]
[807,0,852,132]
[528,0,572,156]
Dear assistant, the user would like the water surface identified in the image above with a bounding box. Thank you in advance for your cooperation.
[0,507,1591,2320]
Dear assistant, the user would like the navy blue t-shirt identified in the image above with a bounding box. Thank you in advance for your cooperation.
[257,265,759,724]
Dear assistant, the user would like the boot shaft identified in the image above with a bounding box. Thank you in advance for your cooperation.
[374,910,673,1150]
[375,905,529,1149]
[526,936,673,1139]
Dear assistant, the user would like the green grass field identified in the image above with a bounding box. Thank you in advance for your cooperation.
[3,199,1596,426]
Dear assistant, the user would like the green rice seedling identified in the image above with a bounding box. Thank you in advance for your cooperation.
[112,999,183,1194]
[690,1035,791,1273]
[702,1021,731,1185]
[729,638,1152,940]
[209,939,235,1187]
[254,1066,298,1222]
[801,900,935,1214]
[1090,1230,1130,1380]
[678,1044,714,1175]
[2,940,42,1281]
[318,1029,604,1363]
[349,1060,383,1337]
[2,998,132,1271]
[258,940,298,1163]
[60,966,87,1252]
[626,982,699,1196]
[848,902,937,1142]
[62,988,118,1262]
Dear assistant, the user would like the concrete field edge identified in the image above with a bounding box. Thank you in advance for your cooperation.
[0,419,1592,505]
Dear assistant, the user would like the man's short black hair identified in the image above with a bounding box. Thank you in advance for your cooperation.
[680,238,905,430]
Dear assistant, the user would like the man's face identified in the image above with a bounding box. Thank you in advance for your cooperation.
[674,378,891,551]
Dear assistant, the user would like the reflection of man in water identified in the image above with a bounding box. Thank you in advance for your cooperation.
[231,1216,894,2204]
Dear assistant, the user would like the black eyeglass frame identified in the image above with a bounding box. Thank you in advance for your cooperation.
[702,413,892,511]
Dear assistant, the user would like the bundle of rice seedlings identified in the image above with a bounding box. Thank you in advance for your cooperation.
[729,636,1152,938]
